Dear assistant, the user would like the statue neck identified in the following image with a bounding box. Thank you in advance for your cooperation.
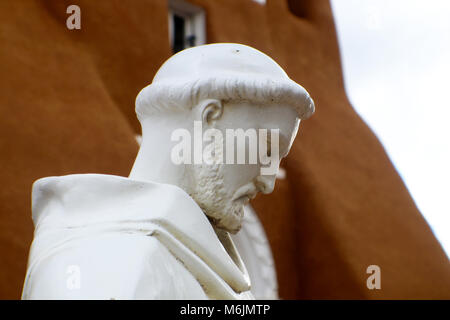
[128,117,192,191]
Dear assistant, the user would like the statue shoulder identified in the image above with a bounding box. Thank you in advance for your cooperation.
[24,174,208,299]
[24,232,205,299]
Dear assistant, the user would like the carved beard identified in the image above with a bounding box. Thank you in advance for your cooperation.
[189,163,244,234]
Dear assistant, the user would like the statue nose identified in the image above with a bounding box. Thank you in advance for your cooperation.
[254,175,276,194]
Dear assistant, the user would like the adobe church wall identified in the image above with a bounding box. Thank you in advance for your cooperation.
[0,0,448,299]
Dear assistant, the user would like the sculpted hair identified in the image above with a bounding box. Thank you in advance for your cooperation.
[135,76,315,122]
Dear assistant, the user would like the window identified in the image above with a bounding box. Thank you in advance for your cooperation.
[168,0,206,53]
[287,0,307,19]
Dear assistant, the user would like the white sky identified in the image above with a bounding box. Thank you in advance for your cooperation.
[330,0,450,256]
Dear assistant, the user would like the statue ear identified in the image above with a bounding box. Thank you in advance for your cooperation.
[199,99,223,125]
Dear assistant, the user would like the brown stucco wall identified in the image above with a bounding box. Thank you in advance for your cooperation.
[0,0,448,299]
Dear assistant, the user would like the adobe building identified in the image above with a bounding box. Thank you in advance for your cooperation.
[0,0,448,299]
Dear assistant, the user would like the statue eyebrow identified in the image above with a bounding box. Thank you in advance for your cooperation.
[266,131,289,156]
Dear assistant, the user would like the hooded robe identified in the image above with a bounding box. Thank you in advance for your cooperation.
[22,174,253,300]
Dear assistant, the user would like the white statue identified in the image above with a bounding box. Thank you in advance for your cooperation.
[22,43,314,300]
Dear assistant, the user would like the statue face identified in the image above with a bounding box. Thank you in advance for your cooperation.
[188,101,300,233]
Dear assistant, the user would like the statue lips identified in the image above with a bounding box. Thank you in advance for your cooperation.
[232,183,258,203]
[235,195,250,204]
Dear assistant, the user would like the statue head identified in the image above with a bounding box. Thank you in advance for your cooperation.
[132,43,314,233]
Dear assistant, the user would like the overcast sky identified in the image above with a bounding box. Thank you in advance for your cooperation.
[330,0,450,256]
